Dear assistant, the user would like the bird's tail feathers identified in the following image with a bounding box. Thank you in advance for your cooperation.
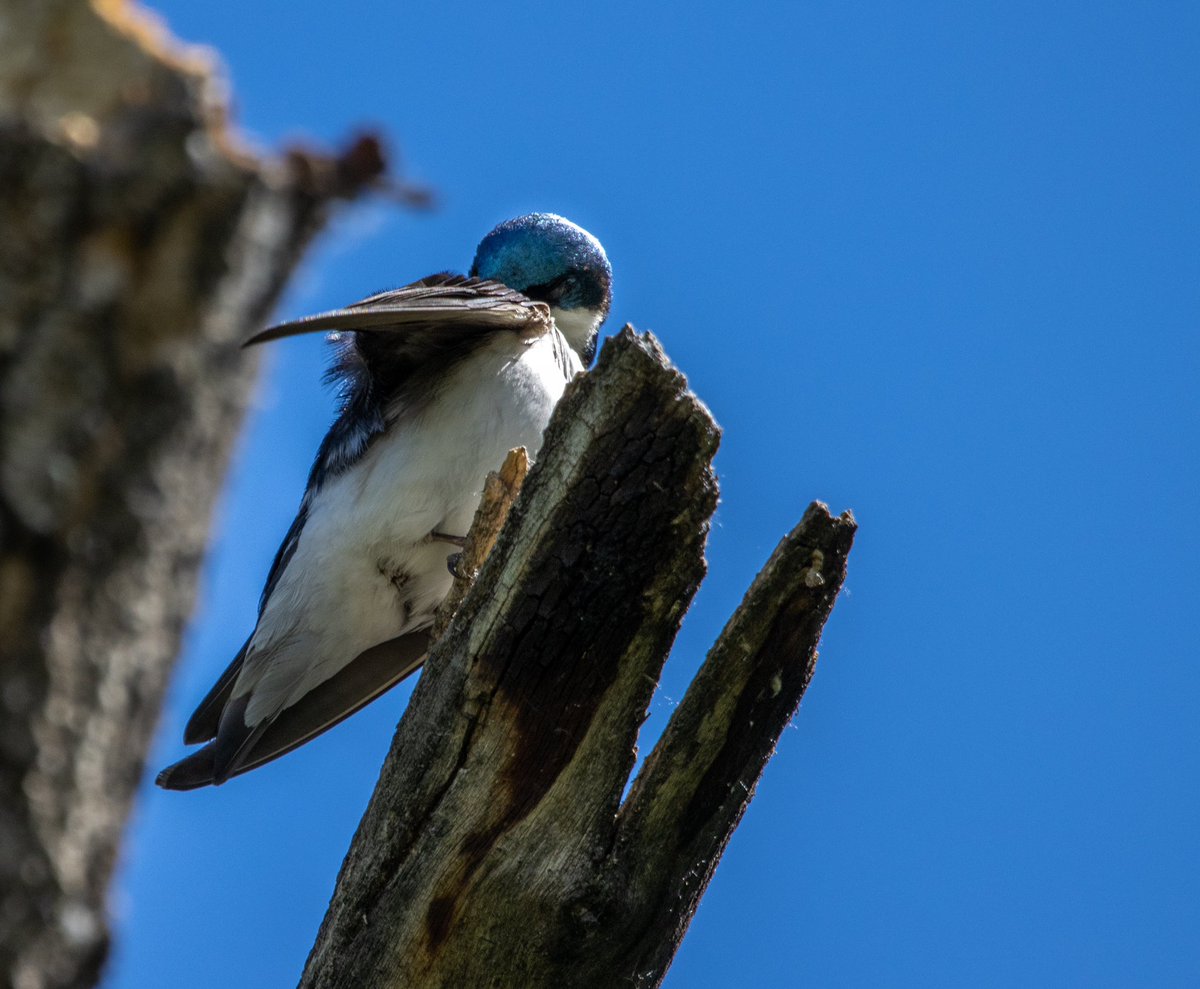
[156,630,430,790]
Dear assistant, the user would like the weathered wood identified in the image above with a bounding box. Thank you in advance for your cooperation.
[300,328,856,989]
[603,502,856,984]
[0,3,394,988]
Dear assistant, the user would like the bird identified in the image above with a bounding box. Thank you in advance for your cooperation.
[156,213,612,790]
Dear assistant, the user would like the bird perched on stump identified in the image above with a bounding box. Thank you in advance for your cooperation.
[157,213,612,790]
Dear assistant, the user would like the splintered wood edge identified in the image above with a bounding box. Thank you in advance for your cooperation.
[430,447,530,640]
[622,502,856,840]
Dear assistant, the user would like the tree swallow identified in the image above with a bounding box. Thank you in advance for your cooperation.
[157,213,612,790]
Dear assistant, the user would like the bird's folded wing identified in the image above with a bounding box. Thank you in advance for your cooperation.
[156,630,430,790]
[183,501,313,747]
[244,273,551,347]
[183,636,250,745]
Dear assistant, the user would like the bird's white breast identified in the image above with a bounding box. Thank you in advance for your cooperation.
[550,306,603,358]
[239,329,580,723]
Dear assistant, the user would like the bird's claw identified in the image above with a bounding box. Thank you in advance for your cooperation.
[446,552,469,579]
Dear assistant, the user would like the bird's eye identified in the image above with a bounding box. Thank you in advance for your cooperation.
[562,274,579,291]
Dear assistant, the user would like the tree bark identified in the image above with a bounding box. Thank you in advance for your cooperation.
[0,3,392,988]
[300,328,857,989]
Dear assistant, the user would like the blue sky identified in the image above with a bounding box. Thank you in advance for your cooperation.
[107,2,1198,986]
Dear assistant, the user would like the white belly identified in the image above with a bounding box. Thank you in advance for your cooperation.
[239,329,580,723]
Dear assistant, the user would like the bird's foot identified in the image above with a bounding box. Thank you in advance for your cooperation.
[431,530,467,548]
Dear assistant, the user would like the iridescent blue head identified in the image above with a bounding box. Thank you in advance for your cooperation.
[470,213,612,365]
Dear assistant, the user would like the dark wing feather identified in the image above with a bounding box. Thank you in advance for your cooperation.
[250,273,555,482]
[183,636,250,744]
[157,630,430,790]
[244,274,550,347]
[251,274,554,489]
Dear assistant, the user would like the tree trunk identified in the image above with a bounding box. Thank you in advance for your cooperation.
[300,329,856,989]
[0,3,390,988]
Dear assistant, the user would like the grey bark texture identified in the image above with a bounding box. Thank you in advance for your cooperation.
[300,328,857,989]
[0,3,392,988]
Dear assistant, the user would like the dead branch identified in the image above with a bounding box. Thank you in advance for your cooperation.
[299,328,856,989]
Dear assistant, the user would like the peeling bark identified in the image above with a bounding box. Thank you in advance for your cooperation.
[300,329,856,989]
[0,3,395,988]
